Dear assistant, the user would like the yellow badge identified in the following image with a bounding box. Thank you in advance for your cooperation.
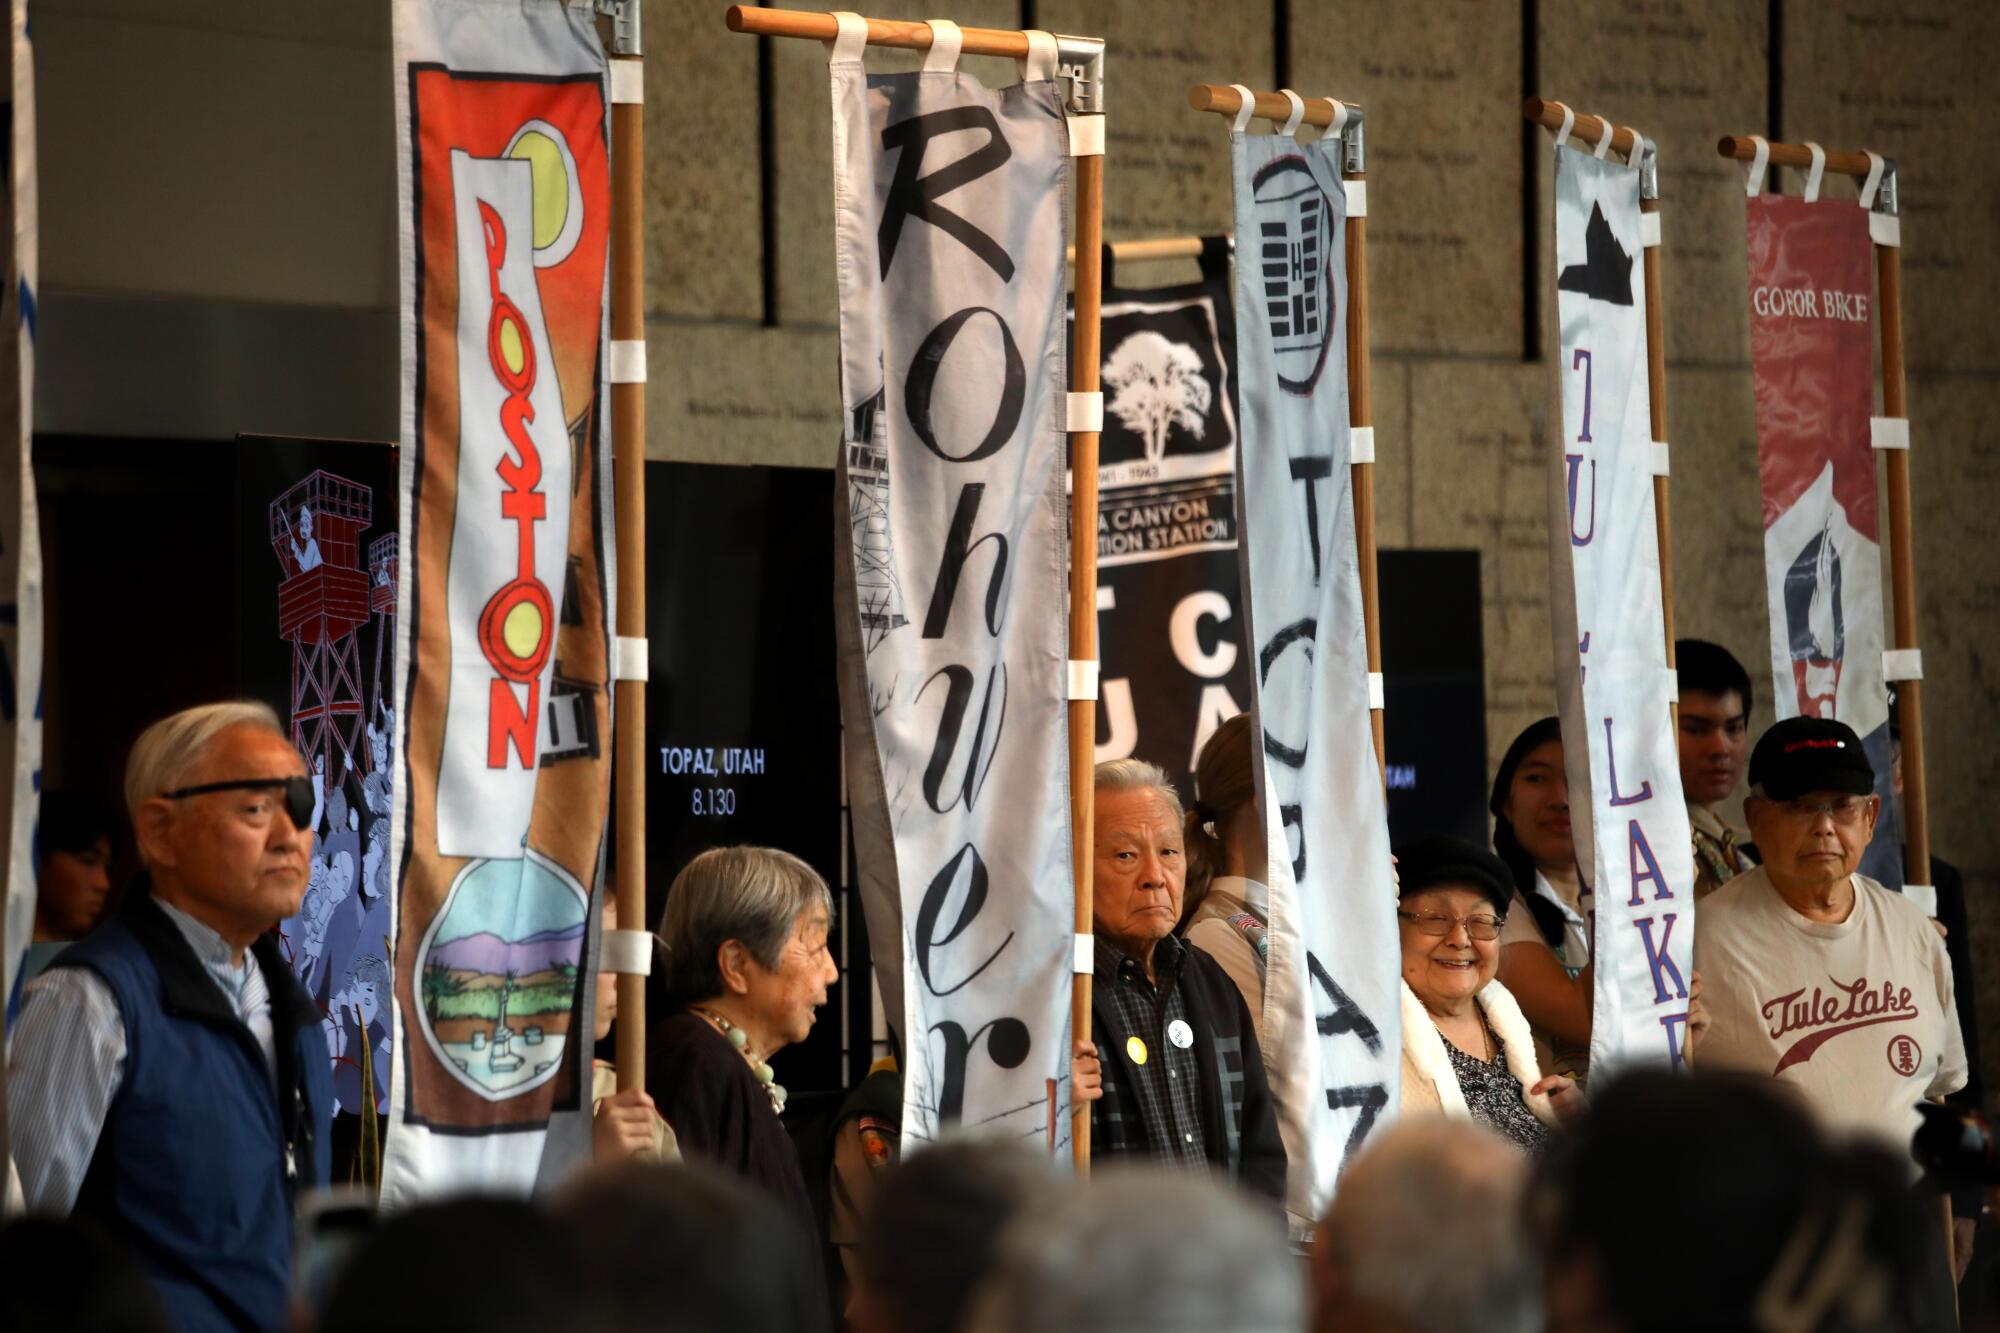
[1126,1035,1149,1066]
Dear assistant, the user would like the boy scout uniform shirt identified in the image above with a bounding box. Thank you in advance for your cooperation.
[1694,865,1966,1157]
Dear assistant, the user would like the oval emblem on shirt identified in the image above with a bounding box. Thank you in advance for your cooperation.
[1126,1036,1149,1066]
[1167,1019,1194,1050]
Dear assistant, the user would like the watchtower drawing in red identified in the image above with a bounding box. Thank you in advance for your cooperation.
[270,472,373,780]
[369,532,399,702]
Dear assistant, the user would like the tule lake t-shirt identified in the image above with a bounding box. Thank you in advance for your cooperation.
[1694,865,1965,1156]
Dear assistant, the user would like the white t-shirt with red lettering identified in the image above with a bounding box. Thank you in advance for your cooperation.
[1694,865,1966,1156]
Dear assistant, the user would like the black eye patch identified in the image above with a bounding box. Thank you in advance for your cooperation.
[164,775,316,831]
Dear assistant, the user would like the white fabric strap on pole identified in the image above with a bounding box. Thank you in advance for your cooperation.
[1640,211,1661,248]
[601,929,654,976]
[1623,129,1644,165]
[1859,151,1886,210]
[1018,29,1057,83]
[1345,178,1368,218]
[1366,672,1385,711]
[1882,648,1924,682]
[608,339,646,384]
[1073,933,1095,974]
[1660,667,1681,704]
[1871,212,1901,247]
[612,634,650,682]
[1068,114,1105,157]
[1745,134,1769,196]
[1277,88,1305,138]
[1066,391,1103,433]
[922,19,961,71]
[1903,883,1939,918]
[1801,141,1827,202]
[1329,99,1350,140]
[826,10,866,63]
[1650,440,1671,476]
[1592,117,1614,160]
[1229,83,1256,134]
[1067,658,1099,701]
[1554,104,1574,148]
[608,59,643,105]
[1348,426,1376,464]
[1870,417,1910,451]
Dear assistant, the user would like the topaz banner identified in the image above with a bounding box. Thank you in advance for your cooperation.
[1072,242,1251,799]
[0,0,40,1104]
[1746,193,1899,886]
[384,0,612,1202]
[1230,127,1398,1224]
[1547,146,1694,1077]
[829,39,1074,1150]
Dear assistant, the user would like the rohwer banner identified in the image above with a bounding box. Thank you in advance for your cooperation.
[1545,138,1695,1079]
[1744,185,1900,888]
[830,23,1077,1151]
[1078,242,1251,800]
[1228,116,1399,1228]
[383,0,614,1202]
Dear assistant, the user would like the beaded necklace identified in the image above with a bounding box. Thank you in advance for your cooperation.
[691,1006,787,1113]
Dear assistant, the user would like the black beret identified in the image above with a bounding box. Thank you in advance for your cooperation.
[1392,833,1515,917]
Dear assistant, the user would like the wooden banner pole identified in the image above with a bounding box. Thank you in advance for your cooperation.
[1528,100,1679,728]
[608,12,648,1095]
[1714,136,1929,885]
[1189,83,1384,773]
[1067,234,1215,265]
[723,6,1105,1173]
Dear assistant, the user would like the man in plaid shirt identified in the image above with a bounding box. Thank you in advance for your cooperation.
[1072,759,1285,1202]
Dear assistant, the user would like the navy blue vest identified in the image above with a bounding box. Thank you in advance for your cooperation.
[53,893,332,1333]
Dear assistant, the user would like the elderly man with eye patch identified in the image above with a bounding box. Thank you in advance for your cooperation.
[6,702,331,1333]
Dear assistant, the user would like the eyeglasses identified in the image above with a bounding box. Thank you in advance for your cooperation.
[163,776,314,831]
[1770,795,1872,827]
[1396,909,1504,941]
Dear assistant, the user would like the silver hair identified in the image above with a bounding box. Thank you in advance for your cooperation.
[1315,1120,1541,1333]
[967,1167,1302,1332]
[123,701,288,825]
[656,845,832,1005]
[1092,757,1185,824]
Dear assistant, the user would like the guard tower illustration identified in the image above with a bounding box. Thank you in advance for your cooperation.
[270,472,373,780]
[368,532,399,703]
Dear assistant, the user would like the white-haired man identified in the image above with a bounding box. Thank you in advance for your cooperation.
[1075,758,1285,1201]
[6,702,332,1333]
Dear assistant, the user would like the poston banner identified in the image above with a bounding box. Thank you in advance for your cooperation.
[1230,125,1398,1225]
[1546,144,1695,1077]
[1745,191,1900,887]
[384,0,613,1201]
[0,0,39,1084]
[1074,241,1251,798]
[829,28,1075,1150]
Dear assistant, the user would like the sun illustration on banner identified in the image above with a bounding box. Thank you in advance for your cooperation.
[415,848,588,1101]
[504,118,584,269]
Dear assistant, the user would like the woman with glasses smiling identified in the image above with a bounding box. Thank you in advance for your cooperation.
[1393,834,1584,1151]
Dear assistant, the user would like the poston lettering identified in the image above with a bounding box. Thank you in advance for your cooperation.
[473,202,555,770]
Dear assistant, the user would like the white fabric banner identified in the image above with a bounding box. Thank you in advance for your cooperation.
[0,0,38,1051]
[828,37,1076,1148]
[1547,146,1695,1077]
[1230,126,1398,1224]
[383,0,612,1203]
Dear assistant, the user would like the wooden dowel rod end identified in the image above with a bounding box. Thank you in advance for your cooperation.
[724,5,750,32]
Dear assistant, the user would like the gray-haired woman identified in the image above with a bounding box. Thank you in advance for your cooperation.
[646,845,838,1272]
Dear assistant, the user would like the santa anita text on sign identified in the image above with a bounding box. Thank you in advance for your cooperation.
[1548,145,1696,1076]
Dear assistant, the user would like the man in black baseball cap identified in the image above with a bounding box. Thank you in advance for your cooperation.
[1693,714,1966,1320]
